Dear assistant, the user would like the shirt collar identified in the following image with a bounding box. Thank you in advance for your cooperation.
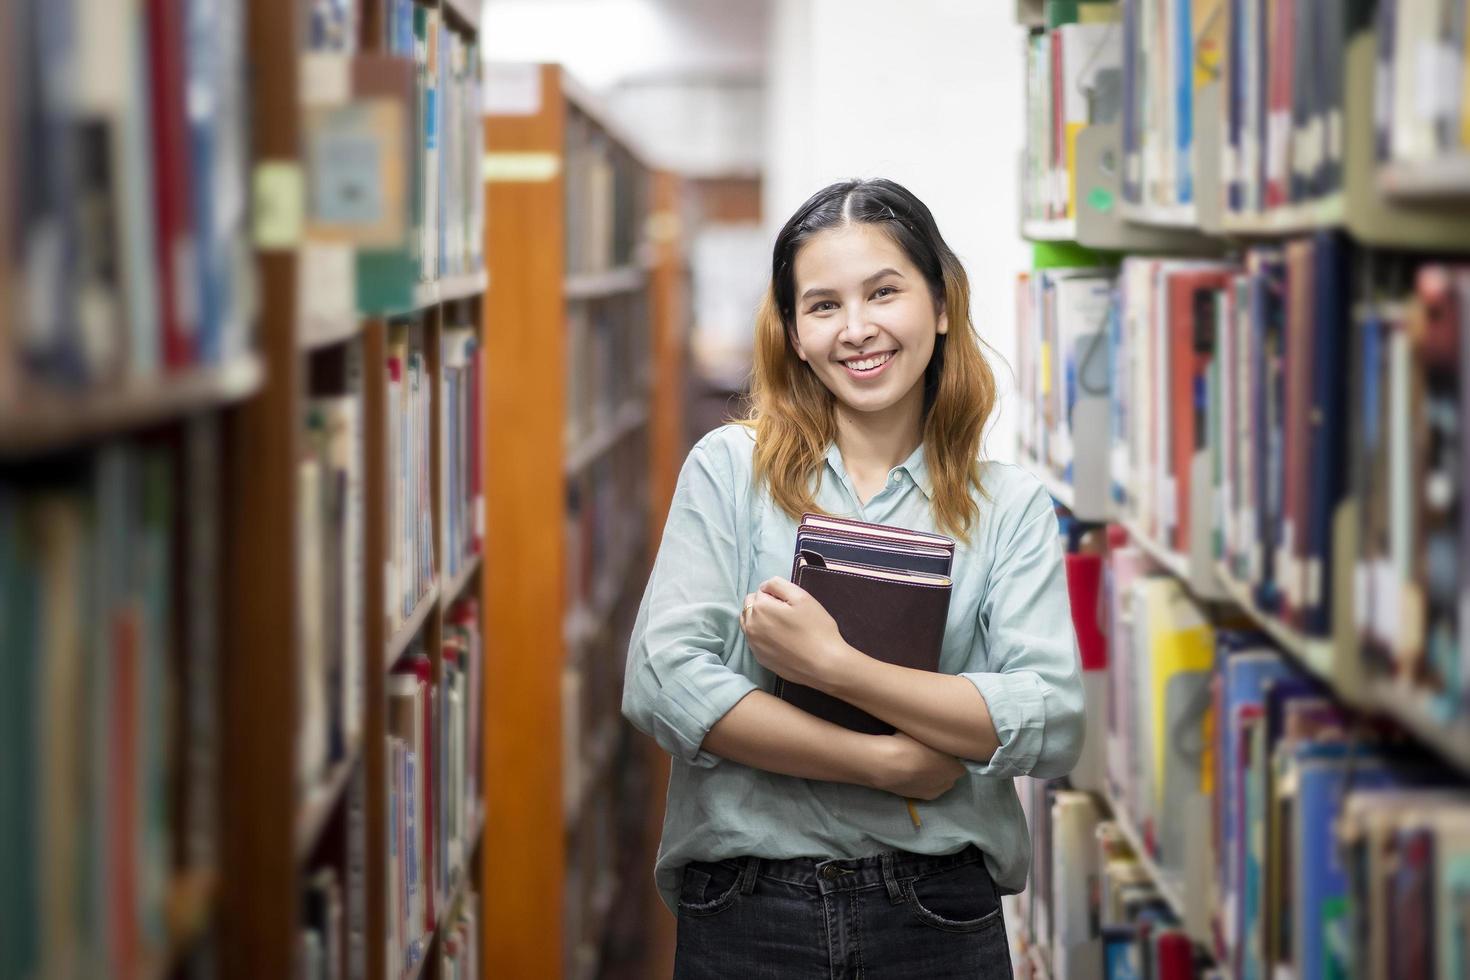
[823,441,935,500]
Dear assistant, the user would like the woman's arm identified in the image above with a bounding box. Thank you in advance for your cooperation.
[702,689,967,800]
[622,435,965,797]
[742,581,1000,762]
[743,480,1085,780]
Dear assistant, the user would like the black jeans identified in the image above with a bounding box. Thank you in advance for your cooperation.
[672,845,1014,979]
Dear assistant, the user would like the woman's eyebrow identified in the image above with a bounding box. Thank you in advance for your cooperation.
[799,268,905,303]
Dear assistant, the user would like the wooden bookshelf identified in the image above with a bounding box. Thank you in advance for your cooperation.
[223,3,490,979]
[0,355,265,454]
[485,64,685,978]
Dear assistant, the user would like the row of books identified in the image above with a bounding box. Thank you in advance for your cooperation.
[0,424,222,977]
[1013,785,1210,980]
[1017,243,1468,728]
[1375,0,1470,174]
[1012,519,1470,979]
[386,323,435,626]
[439,893,482,980]
[1114,0,1359,214]
[1,0,252,402]
[299,386,367,794]
[565,108,645,276]
[440,324,483,580]
[300,770,368,980]
[385,599,482,979]
[1021,3,1122,222]
[1014,265,1114,484]
[385,1,485,283]
[565,293,653,452]
[564,438,650,619]
[1027,1,1470,224]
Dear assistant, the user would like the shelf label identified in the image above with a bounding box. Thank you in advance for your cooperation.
[483,152,561,183]
[253,161,305,249]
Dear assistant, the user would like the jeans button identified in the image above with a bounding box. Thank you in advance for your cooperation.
[820,865,841,880]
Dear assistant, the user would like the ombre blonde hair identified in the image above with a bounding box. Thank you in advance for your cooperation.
[737,179,997,541]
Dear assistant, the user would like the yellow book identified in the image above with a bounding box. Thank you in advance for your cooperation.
[1140,578,1214,855]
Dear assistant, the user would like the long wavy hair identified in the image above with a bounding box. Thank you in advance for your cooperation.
[738,178,997,541]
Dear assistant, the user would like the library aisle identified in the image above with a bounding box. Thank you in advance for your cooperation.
[6,1,1470,979]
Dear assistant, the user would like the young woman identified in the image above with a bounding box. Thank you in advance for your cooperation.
[623,178,1084,979]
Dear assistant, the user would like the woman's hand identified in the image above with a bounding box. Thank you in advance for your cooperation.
[740,577,852,691]
[868,732,966,800]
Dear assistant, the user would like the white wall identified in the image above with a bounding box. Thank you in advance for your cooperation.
[482,0,767,90]
[764,0,1028,462]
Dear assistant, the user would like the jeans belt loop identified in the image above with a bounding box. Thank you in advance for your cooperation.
[879,851,904,905]
[738,856,760,895]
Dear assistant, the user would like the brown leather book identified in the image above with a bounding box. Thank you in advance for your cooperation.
[777,551,952,735]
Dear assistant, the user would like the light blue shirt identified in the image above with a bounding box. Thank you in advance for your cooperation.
[623,424,1085,912]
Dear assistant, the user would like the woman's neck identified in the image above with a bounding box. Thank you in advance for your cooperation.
[832,385,925,496]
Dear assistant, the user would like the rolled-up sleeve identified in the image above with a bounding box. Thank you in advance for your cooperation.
[622,438,758,767]
[960,484,1085,779]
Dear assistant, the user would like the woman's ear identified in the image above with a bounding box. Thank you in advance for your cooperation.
[936,308,949,336]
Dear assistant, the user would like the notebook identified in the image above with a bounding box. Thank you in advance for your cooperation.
[774,514,954,735]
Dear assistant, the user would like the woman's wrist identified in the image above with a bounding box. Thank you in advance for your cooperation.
[854,733,900,793]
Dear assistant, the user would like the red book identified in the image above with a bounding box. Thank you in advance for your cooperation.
[146,0,197,368]
[1154,927,1195,979]
[1264,0,1295,209]
[1166,268,1233,553]
[1064,553,1107,670]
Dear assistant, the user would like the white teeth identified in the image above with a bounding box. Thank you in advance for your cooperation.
[847,352,893,372]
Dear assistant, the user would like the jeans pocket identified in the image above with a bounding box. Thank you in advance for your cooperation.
[677,860,743,918]
[903,860,1003,934]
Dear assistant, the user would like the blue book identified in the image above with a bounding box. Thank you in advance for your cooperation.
[184,0,248,365]
[405,748,421,963]
[1288,747,1399,980]
[1303,234,1347,636]
[1226,0,1243,211]
[1175,0,1193,204]
[1120,0,1139,204]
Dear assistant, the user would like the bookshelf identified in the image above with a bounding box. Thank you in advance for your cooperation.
[1013,3,1470,978]
[0,0,271,974]
[3,2,490,977]
[220,2,490,979]
[484,64,685,979]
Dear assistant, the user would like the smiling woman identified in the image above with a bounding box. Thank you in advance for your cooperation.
[622,178,1084,980]
[745,179,998,538]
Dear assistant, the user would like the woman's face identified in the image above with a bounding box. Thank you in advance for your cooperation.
[789,223,947,420]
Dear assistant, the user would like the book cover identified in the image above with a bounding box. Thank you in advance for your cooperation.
[780,553,952,735]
